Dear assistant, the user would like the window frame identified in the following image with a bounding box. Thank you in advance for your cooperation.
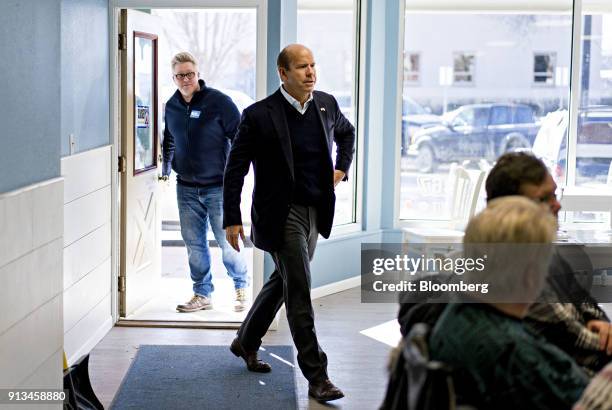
[396,0,612,229]
[296,0,365,236]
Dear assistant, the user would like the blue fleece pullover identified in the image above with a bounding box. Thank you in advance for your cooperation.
[162,80,240,187]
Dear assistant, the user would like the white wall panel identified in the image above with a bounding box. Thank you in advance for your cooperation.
[18,349,63,390]
[0,239,63,332]
[0,178,64,393]
[64,222,111,290]
[63,185,111,247]
[4,350,62,409]
[62,146,113,367]
[0,296,62,388]
[64,293,112,365]
[0,189,33,267]
[32,179,64,249]
[63,258,111,333]
[61,145,111,204]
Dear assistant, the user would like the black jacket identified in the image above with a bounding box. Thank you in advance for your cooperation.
[223,89,355,252]
[162,80,240,187]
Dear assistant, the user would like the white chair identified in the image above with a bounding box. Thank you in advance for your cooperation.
[403,166,486,246]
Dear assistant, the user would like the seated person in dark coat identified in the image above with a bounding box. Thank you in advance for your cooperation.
[429,196,589,409]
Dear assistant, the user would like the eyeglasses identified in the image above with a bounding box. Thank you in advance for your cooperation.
[536,188,563,204]
[174,72,196,80]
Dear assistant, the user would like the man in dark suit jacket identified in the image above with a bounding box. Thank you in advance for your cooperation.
[223,44,355,402]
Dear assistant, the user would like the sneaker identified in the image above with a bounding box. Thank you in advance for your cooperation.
[176,295,212,312]
[234,288,248,312]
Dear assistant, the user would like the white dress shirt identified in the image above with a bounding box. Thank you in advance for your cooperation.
[280,86,313,115]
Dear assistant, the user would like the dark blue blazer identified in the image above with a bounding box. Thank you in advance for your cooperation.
[223,88,355,252]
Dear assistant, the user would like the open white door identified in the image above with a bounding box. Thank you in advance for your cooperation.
[119,9,163,317]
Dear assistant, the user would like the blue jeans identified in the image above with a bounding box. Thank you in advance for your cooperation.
[176,184,248,297]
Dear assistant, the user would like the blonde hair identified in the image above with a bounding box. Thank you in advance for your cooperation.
[462,196,557,302]
[171,52,198,71]
[465,196,557,244]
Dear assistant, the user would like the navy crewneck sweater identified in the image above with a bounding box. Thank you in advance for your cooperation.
[282,99,330,206]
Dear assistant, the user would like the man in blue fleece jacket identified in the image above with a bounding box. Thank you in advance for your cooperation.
[162,51,248,313]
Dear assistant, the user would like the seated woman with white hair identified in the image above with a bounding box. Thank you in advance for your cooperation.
[429,196,589,409]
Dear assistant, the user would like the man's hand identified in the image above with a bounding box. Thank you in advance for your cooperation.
[225,225,246,252]
[587,320,612,354]
[333,170,346,188]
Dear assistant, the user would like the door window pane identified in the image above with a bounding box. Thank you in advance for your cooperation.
[561,12,612,224]
[575,13,612,188]
[134,35,157,173]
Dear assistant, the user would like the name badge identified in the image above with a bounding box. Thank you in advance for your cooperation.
[190,110,201,119]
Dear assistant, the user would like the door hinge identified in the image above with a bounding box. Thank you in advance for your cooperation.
[118,156,127,173]
[118,276,126,292]
[118,33,127,50]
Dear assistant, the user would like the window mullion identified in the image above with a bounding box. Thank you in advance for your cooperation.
[567,0,583,188]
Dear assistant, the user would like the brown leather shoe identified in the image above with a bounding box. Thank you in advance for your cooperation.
[308,379,344,402]
[230,338,271,373]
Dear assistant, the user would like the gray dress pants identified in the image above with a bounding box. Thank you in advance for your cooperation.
[236,204,329,383]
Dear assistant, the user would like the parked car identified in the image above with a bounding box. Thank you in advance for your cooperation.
[401,97,442,155]
[407,103,540,173]
[531,107,612,185]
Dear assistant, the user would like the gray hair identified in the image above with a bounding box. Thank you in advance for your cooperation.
[171,52,198,71]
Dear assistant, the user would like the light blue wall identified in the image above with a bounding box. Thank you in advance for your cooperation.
[381,0,402,229]
[61,0,110,156]
[363,0,385,232]
[0,0,61,194]
[0,0,109,194]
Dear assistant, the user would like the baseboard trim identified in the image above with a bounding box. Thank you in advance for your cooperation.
[311,275,360,300]
[115,320,241,329]
[67,316,113,366]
